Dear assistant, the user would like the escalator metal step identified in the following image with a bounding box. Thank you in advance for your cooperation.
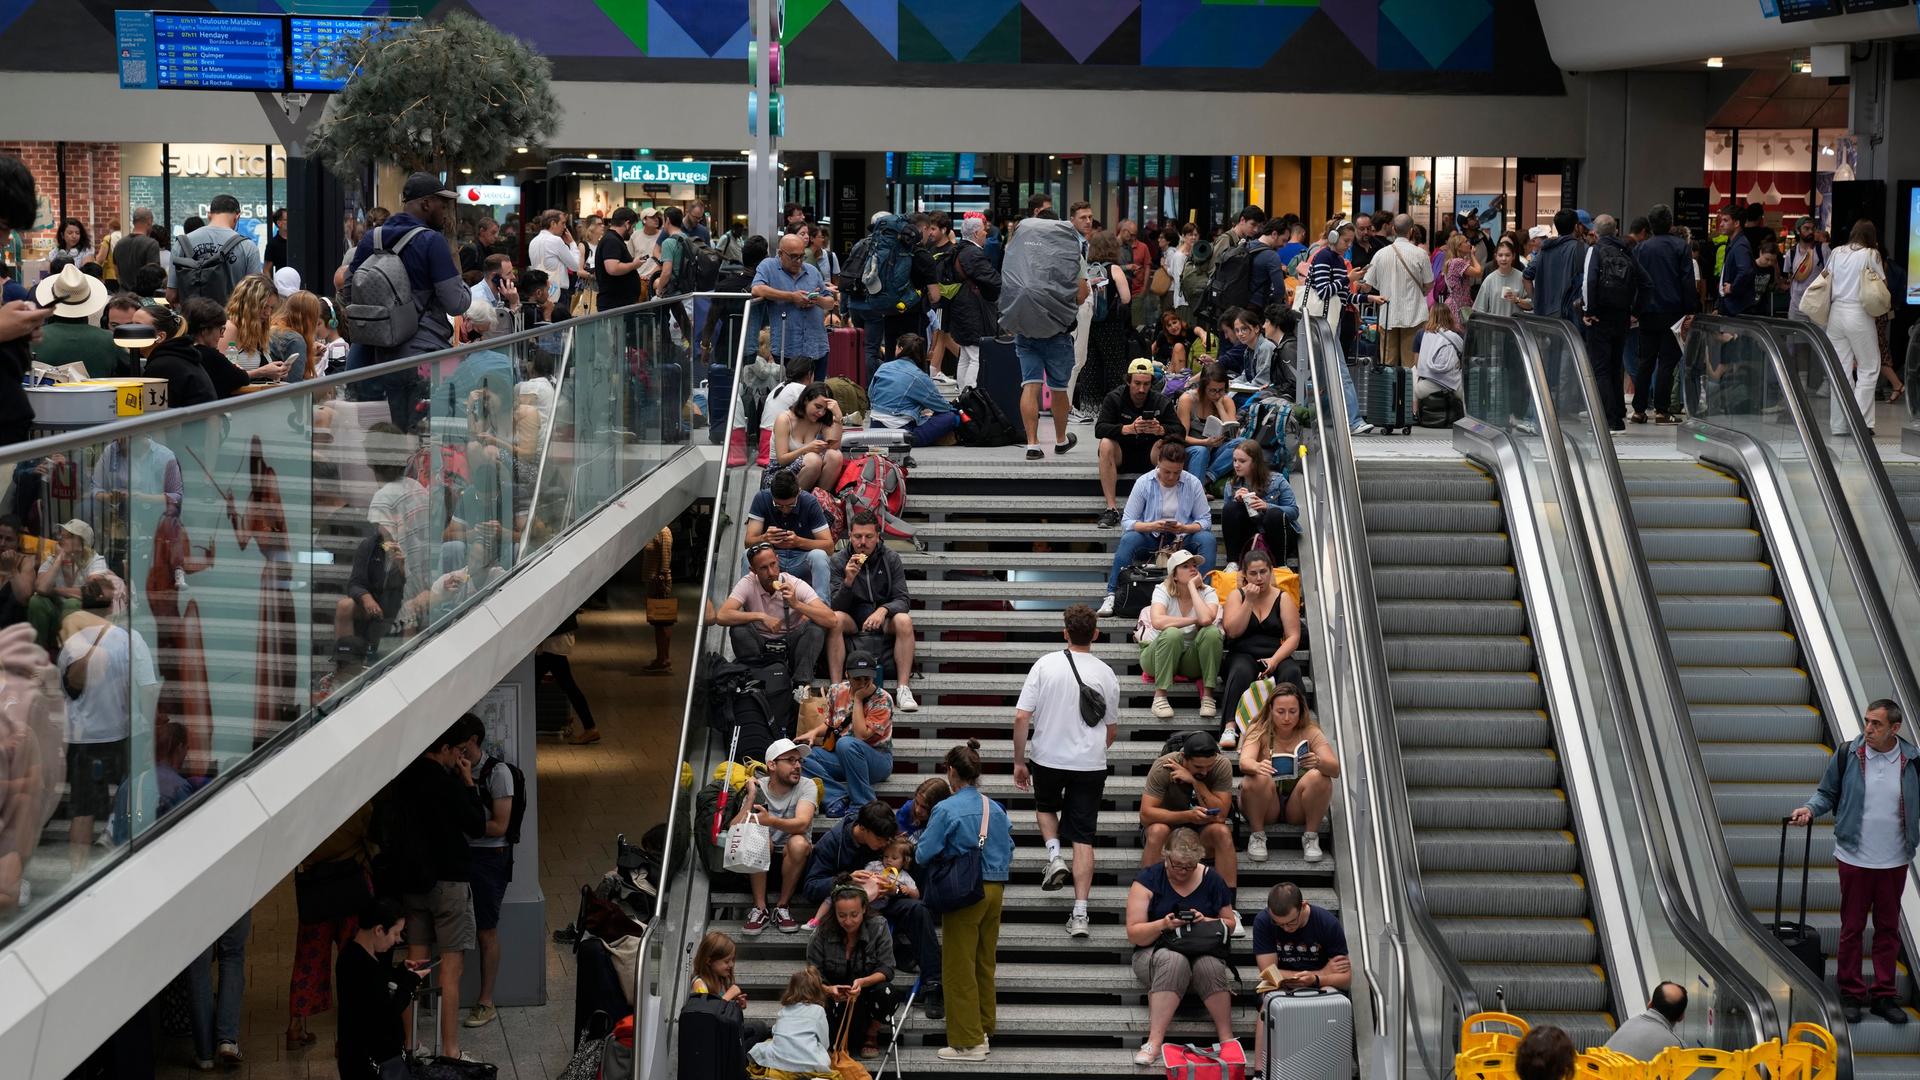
[1378,599,1528,635]
[1373,564,1519,601]
[1382,636,1535,673]
[1648,561,1778,595]
[1668,630,1799,668]
[1632,496,1754,528]
[1687,702,1826,742]
[1463,964,1612,1013]
[1696,741,1835,783]
[1369,531,1513,566]
[1677,665,1811,705]
[1390,670,1544,710]
[1409,787,1571,830]
[1438,917,1600,963]
[1397,709,1551,749]
[1637,527,1765,561]
[1414,831,1582,874]
[1403,748,1562,789]
[1423,870,1590,914]
[1656,594,1789,631]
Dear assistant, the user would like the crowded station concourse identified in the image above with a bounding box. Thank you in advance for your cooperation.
[16,2,1920,1078]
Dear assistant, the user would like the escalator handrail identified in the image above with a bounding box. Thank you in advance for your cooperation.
[1300,311,1478,1073]
[1491,312,1781,1045]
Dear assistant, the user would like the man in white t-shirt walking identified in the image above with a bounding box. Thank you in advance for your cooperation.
[1012,603,1118,938]
[732,738,817,936]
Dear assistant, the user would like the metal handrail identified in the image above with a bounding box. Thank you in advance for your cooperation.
[1483,313,1780,1044]
[1299,312,1476,1076]
[636,296,766,1075]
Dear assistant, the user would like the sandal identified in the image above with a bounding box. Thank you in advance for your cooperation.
[1891,384,1906,402]
[284,1032,316,1051]
[860,1043,884,1058]
[1134,1043,1162,1067]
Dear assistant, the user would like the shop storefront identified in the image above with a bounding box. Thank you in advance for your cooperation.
[1704,127,1854,232]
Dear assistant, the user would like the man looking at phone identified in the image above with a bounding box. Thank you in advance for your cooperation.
[1250,882,1350,1067]
[827,511,918,708]
[1095,359,1187,529]
[752,232,836,378]
[744,469,836,599]
[1099,436,1214,618]
[1139,730,1237,892]
[1013,603,1119,938]
[380,714,490,1061]
[470,253,519,334]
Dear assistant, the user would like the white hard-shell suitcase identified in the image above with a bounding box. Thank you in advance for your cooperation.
[1263,987,1353,1080]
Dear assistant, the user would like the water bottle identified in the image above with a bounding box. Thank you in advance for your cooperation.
[226,341,246,371]
[1225,562,1239,575]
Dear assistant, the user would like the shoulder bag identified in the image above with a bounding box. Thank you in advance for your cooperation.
[1063,649,1109,727]
[1798,266,1833,325]
[922,789,990,914]
[1861,254,1893,318]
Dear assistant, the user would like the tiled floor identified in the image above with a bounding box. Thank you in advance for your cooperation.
[152,568,696,1080]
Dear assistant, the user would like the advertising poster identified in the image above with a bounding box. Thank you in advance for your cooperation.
[1454,193,1505,238]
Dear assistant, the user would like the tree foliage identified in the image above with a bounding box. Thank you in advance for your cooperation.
[309,13,559,180]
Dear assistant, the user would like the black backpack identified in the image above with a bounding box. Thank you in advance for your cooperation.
[672,234,724,294]
[480,756,528,846]
[1590,241,1638,313]
[172,232,248,305]
[956,385,1020,447]
[1201,242,1256,323]
[838,235,873,306]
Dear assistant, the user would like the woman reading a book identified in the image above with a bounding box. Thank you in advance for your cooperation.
[1236,681,1339,865]
[1176,363,1240,484]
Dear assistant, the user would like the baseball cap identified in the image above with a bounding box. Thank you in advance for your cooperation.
[401,171,458,202]
[1180,730,1221,758]
[59,518,94,547]
[1527,225,1550,241]
[1165,549,1202,575]
[846,654,879,681]
[1127,358,1155,377]
[1574,209,1594,229]
[763,737,807,763]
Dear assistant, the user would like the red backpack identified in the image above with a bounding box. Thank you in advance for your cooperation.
[834,452,917,545]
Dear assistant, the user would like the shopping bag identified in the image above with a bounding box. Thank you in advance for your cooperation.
[722,810,772,874]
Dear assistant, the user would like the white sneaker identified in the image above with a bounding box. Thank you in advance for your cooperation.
[1351,422,1375,436]
[938,1044,990,1061]
[1065,910,1090,938]
[1247,831,1269,863]
[895,684,919,712]
[1096,593,1115,617]
[1040,854,1070,891]
[1218,724,1238,751]
[1302,830,1324,863]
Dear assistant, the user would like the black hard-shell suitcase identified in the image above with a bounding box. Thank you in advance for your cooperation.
[677,993,749,1080]
[1359,361,1412,434]
[1768,816,1826,978]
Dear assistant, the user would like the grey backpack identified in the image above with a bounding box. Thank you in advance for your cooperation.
[344,225,430,348]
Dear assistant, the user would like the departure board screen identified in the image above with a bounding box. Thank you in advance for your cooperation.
[1776,0,1841,21]
[150,13,285,90]
[291,16,386,92]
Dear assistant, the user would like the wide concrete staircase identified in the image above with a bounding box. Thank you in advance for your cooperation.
[713,440,1339,1075]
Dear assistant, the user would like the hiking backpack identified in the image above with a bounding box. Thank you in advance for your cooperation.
[1200,241,1256,323]
[835,452,916,544]
[1242,393,1300,463]
[1179,239,1215,312]
[480,756,528,846]
[171,232,249,305]
[1590,241,1638,313]
[847,215,920,318]
[674,233,724,294]
[955,385,1020,448]
[344,225,431,348]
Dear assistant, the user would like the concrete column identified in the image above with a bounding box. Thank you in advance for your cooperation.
[1584,70,1712,219]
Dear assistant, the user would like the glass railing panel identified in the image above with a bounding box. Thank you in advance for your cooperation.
[0,294,732,948]
[1754,317,1920,698]
[1682,317,1894,709]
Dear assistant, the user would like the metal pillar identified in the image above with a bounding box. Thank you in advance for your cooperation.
[748,0,779,241]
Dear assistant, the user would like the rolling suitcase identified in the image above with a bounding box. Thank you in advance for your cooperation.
[1262,988,1353,1080]
[828,323,866,384]
[1359,361,1411,434]
[1768,816,1826,978]
[977,335,1026,440]
[677,993,749,1080]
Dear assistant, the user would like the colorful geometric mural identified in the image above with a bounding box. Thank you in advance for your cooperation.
[1,0,1555,93]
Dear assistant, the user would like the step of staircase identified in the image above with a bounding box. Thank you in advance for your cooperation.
[713,881,1335,915]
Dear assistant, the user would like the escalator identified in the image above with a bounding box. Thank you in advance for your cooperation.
[1881,462,1920,549]
[1358,459,1615,1047]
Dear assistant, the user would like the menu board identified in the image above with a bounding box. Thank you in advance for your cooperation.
[1840,0,1910,13]
[291,16,385,92]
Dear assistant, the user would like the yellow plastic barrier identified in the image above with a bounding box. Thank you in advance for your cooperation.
[1451,1014,1838,1080]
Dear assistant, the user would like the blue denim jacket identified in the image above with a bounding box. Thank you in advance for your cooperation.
[1804,734,1920,860]
[917,784,1013,882]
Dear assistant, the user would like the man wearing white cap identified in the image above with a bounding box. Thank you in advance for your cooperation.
[729,737,817,936]
[1525,225,1549,268]
[29,519,108,649]
[33,264,126,378]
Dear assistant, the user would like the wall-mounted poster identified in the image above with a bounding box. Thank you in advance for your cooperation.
[1410,170,1431,207]
[1454,193,1506,238]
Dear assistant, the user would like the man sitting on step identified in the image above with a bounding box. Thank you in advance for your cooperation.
[743,470,836,600]
[715,543,835,697]
[800,800,946,1020]
[1251,882,1351,1071]
[1139,730,1238,893]
[1096,360,1187,529]
[731,738,817,937]
[826,511,919,711]
[1098,437,1217,617]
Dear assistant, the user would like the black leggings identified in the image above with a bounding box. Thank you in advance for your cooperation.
[1220,649,1302,724]
[537,652,596,730]
[1222,498,1292,566]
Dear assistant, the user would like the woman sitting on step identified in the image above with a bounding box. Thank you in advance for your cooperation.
[1124,827,1240,1065]
[1235,680,1338,866]
[1136,549,1224,721]
[805,875,897,1059]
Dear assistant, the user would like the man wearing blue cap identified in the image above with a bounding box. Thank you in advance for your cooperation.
[1524,208,1588,322]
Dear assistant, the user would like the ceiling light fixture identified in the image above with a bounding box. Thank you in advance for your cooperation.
[1342,157,1352,163]
[1705,56,1724,68]
[586,152,598,159]
[515,147,528,154]
[683,155,695,162]
[459,167,472,174]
